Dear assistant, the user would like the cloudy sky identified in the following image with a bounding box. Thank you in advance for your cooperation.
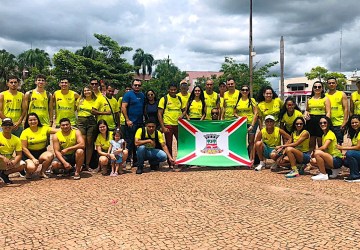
[1,0,359,80]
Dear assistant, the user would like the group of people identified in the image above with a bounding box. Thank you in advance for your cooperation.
[1,74,360,184]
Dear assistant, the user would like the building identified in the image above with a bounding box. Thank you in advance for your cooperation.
[185,71,223,91]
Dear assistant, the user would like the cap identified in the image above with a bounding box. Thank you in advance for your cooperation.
[264,115,275,121]
[1,118,14,126]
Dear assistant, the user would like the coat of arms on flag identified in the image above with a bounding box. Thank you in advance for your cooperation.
[176,117,251,167]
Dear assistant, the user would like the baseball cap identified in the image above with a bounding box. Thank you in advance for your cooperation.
[264,115,275,121]
[1,118,14,126]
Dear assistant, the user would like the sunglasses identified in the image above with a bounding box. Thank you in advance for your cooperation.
[313,86,322,89]
[241,89,249,91]
[90,82,98,85]
[211,112,219,115]
[319,121,327,125]
[295,123,304,126]
[133,84,141,87]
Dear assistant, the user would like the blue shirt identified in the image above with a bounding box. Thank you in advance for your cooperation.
[122,90,145,124]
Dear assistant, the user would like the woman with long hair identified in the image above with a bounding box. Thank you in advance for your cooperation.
[275,117,310,178]
[184,85,206,120]
[310,116,343,181]
[144,89,159,127]
[256,86,283,129]
[234,84,258,161]
[337,115,360,182]
[279,97,303,135]
[20,112,57,179]
[304,81,331,151]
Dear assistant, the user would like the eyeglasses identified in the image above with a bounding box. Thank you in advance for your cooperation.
[241,89,249,92]
[295,123,304,126]
[133,84,141,87]
[211,112,219,116]
[313,86,322,89]
[319,121,327,125]
[90,82,98,85]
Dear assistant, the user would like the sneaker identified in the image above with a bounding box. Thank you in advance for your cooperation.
[113,172,118,176]
[110,172,116,177]
[285,170,299,178]
[150,164,160,171]
[0,171,13,184]
[255,162,265,171]
[270,163,281,172]
[136,166,143,174]
[329,168,341,178]
[344,176,360,183]
[19,170,26,178]
[297,164,305,175]
[73,174,81,180]
[311,173,329,181]
[125,161,132,171]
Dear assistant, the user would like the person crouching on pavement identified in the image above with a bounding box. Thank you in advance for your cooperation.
[134,117,175,174]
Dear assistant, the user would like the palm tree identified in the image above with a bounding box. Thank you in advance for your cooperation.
[75,45,99,60]
[0,50,18,90]
[18,48,51,72]
[132,48,154,80]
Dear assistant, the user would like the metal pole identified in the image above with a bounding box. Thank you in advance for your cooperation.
[280,36,284,101]
[249,0,253,98]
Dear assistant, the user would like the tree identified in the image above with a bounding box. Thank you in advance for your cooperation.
[75,45,100,60]
[0,50,18,91]
[18,48,51,73]
[305,66,346,90]
[133,48,154,79]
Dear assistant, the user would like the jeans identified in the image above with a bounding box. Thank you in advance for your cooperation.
[136,145,167,168]
[344,150,360,178]
[125,123,143,163]
[332,126,344,145]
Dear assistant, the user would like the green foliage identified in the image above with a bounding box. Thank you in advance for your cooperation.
[305,66,347,90]
[0,49,19,91]
[17,48,51,74]
[133,48,154,78]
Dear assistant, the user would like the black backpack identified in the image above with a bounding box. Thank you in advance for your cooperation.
[141,127,162,149]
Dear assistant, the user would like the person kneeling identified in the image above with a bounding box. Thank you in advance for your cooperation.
[51,118,85,180]
[134,118,175,174]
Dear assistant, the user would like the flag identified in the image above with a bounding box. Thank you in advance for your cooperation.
[176,117,251,167]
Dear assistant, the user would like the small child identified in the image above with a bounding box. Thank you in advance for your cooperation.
[108,129,128,176]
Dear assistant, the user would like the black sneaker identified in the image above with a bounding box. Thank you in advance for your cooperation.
[344,176,360,183]
[136,166,143,174]
[0,171,13,184]
[150,164,160,171]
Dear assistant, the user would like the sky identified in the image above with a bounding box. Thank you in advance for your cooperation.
[1,0,360,80]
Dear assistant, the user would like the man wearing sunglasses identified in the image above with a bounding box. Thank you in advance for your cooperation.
[325,77,348,144]
[204,80,220,120]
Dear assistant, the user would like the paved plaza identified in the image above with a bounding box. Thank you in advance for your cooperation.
[1,166,360,249]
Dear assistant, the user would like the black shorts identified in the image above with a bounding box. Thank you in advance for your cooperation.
[306,114,323,137]
[22,148,47,161]
[53,154,76,166]
[77,116,97,137]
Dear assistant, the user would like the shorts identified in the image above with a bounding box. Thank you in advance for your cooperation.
[301,152,311,164]
[332,126,344,145]
[333,156,343,169]
[263,144,275,159]
[112,154,123,164]
[247,122,258,135]
[306,114,323,137]
[22,148,47,161]
[77,116,97,136]
[53,154,76,166]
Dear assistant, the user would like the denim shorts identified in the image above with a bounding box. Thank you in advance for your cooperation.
[302,152,311,164]
[263,144,275,159]
[333,156,343,169]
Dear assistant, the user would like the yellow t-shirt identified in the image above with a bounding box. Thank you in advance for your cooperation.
[258,98,283,122]
[326,91,344,126]
[77,98,99,117]
[351,132,360,146]
[322,130,343,158]
[20,126,51,151]
[235,97,257,124]
[261,127,281,147]
[281,110,303,132]
[351,91,360,115]
[292,130,310,153]
[135,128,165,148]
[55,129,77,155]
[188,99,204,119]
[28,90,50,126]
[118,97,125,125]
[223,90,240,120]
[177,92,190,108]
[97,97,119,130]
[95,131,113,151]
[220,97,224,109]
[308,97,326,115]
[1,90,23,123]
[54,90,77,126]
[158,94,183,126]
[204,91,219,120]
[0,133,22,160]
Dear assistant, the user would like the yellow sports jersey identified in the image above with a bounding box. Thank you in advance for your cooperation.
[95,131,113,151]
[326,91,344,126]
[135,128,165,148]
[351,91,360,115]
[1,90,23,123]
[281,110,303,132]
[188,99,203,119]
[352,132,360,146]
[261,127,281,147]
[20,126,51,151]
[322,130,343,158]
[158,94,183,126]
[0,133,22,161]
[28,90,50,126]
[235,97,257,124]
[223,90,240,120]
[292,130,310,153]
[118,97,125,125]
[220,97,224,109]
[97,97,119,130]
[77,98,98,117]
[258,98,283,121]
[177,92,190,108]
[204,91,219,120]
[54,90,77,126]
[55,129,77,155]
[308,97,326,115]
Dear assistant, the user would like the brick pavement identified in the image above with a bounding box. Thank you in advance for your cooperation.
[1,165,360,250]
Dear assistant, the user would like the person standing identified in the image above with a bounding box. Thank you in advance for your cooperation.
[118,85,132,139]
[0,76,26,137]
[325,77,348,145]
[24,74,53,127]
[177,80,190,107]
[96,84,119,131]
[350,79,360,117]
[222,77,240,120]
[184,86,206,120]
[256,86,283,128]
[90,79,112,127]
[53,77,79,128]
[121,79,145,168]
[204,80,220,120]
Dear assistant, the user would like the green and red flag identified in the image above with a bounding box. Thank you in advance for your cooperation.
[176,117,251,167]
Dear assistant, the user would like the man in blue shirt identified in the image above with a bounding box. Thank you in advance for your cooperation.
[121,79,145,169]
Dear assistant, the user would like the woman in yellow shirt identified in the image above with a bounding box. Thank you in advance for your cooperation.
[184,86,206,120]
[310,116,343,181]
[20,113,57,179]
[279,97,303,135]
[256,86,283,128]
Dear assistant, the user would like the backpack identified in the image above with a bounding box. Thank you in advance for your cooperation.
[141,127,162,149]
[163,94,182,110]
[27,90,51,113]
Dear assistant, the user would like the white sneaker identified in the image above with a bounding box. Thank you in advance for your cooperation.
[255,163,265,171]
[329,168,341,178]
[311,173,329,181]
